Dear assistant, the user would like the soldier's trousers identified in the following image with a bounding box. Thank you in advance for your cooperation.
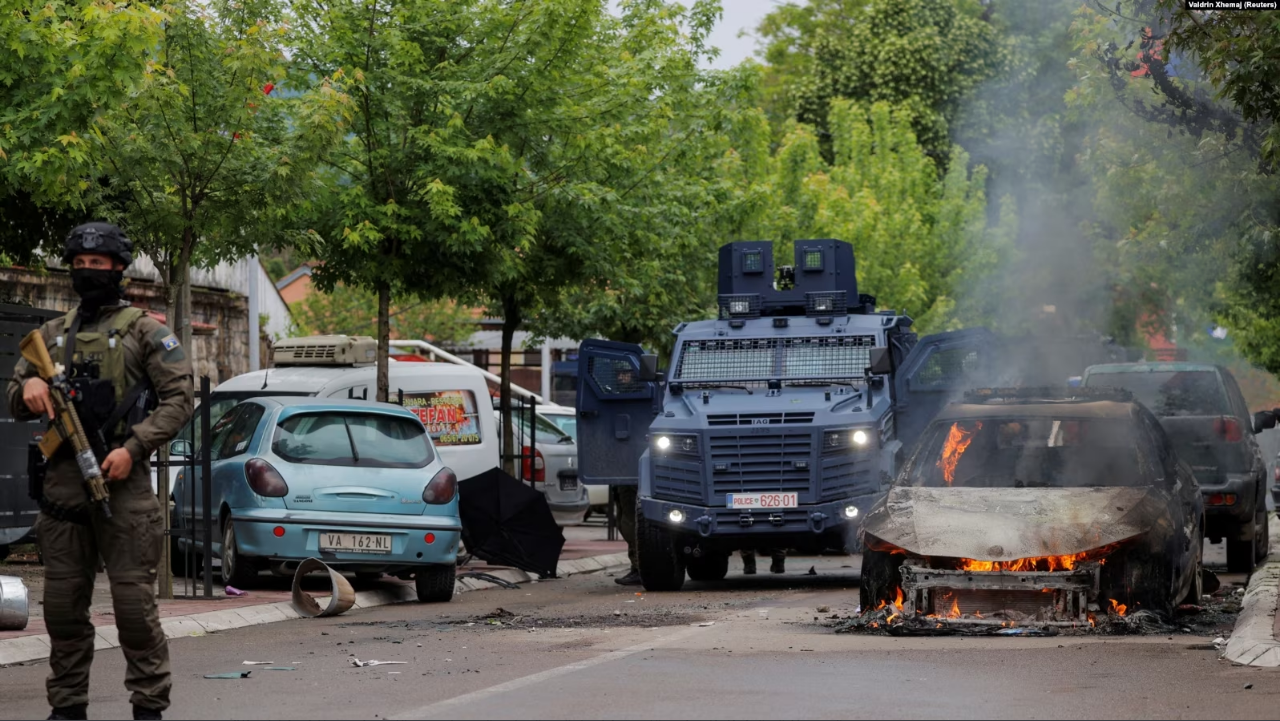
[37,494,169,711]
[613,485,638,570]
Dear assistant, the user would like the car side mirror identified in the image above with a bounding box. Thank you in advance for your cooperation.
[638,354,659,382]
[1254,410,1279,434]
[867,347,894,376]
[169,439,193,458]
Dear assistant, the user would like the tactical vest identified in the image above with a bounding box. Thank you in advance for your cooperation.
[55,306,150,444]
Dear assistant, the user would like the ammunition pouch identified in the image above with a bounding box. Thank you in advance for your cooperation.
[37,497,93,526]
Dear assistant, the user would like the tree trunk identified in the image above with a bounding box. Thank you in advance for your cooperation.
[499,296,522,477]
[168,231,196,376]
[376,281,390,403]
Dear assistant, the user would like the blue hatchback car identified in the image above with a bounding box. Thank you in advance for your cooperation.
[170,397,461,602]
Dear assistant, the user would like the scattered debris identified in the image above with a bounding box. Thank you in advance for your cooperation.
[807,566,817,576]
[695,621,715,627]
[204,671,252,679]
[225,586,247,597]
[1244,683,1254,690]
[291,558,356,618]
[349,658,407,668]
[816,605,830,613]
[263,667,296,671]
[242,661,275,666]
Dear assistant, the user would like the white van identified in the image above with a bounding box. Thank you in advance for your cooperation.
[169,336,499,483]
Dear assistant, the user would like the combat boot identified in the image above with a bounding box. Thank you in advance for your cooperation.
[133,704,163,720]
[742,554,757,575]
[47,705,87,720]
[770,557,785,574]
[614,569,641,586]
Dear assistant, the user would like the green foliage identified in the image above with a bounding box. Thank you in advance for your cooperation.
[0,0,163,262]
[291,285,471,344]
[86,0,348,343]
[742,100,1014,332]
[759,0,1011,163]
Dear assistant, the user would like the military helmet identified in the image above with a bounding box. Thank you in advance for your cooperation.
[63,222,134,268]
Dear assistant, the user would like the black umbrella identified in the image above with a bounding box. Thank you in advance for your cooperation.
[458,467,565,578]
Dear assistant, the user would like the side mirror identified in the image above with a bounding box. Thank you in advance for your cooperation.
[169,439,193,458]
[866,347,894,376]
[638,354,659,382]
[1253,410,1278,434]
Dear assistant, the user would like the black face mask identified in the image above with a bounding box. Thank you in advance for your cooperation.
[70,268,124,310]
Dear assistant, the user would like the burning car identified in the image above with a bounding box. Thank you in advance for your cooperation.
[859,388,1205,626]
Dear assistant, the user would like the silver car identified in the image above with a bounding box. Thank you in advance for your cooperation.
[537,404,608,519]
[493,410,588,525]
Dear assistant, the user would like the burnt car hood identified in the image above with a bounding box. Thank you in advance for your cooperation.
[863,486,1166,561]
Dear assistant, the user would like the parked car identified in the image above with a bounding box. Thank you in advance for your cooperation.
[169,397,461,602]
[536,404,608,519]
[861,387,1205,621]
[493,409,588,525]
[1083,362,1269,572]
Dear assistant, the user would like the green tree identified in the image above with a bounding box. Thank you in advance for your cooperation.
[291,284,471,344]
[758,0,1010,164]
[0,0,162,263]
[86,0,347,352]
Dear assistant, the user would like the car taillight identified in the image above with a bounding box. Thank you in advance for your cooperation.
[521,447,545,484]
[422,467,457,504]
[1214,417,1243,443]
[1207,493,1238,506]
[245,459,289,497]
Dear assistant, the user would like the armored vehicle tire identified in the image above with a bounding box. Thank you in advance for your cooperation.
[858,548,904,611]
[0,545,8,563]
[637,514,686,592]
[685,552,730,582]
[415,564,457,603]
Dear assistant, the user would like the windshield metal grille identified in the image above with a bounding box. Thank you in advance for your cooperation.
[675,336,876,381]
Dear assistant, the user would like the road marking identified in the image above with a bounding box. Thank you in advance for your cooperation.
[388,623,712,719]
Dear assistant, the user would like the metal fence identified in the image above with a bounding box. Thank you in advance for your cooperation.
[157,376,215,599]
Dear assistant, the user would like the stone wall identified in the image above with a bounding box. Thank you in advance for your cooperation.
[0,267,253,385]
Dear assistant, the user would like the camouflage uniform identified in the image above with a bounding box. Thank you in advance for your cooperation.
[9,299,193,714]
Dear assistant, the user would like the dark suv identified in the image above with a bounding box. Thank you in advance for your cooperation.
[1082,363,1269,573]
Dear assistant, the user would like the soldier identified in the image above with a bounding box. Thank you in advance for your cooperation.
[611,364,641,585]
[9,223,194,721]
[740,549,786,575]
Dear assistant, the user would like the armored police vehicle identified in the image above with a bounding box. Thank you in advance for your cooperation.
[576,240,999,591]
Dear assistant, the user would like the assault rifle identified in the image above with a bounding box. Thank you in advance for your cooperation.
[19,330,112,518]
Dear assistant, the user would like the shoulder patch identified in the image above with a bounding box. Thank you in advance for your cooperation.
[161,334,180,351]
[150,326,187,363]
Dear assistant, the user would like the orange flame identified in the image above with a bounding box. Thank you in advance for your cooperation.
[1109,598,1127,617]
[937,422,981,484]
[893,587,904,612]
[947,597,961,619]
[956,543,1121,573]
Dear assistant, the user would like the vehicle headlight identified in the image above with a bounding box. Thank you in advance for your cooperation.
[653,433,698,456]
[852,430,869,446]
[668,509,686,524]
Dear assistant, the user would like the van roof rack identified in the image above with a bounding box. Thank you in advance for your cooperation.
[272,335,378,367]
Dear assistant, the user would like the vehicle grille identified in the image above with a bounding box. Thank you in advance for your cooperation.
[709,432,813,495]
[652,458,703,503]
[941,589,1056,618]
[707,412,816,426]
[819,450,877,502]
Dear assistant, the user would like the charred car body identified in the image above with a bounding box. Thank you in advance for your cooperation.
[575,240,1009,592]
[860,387,1205,624]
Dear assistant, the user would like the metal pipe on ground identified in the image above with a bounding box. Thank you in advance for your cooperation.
[0,575,29,630]
[291,558,356,618]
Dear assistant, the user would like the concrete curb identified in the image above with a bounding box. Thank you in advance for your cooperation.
[0,553,629,668]
[1224,515,1280,667]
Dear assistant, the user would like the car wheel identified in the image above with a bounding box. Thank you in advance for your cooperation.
[0,545,8,563]
[858,548,905,612]
[170,535,190,578]
[636,504,685,592]
[415,564,456,603]
[1101,545,1174,618]
[685,553,729,582]
[1178,549,1204,607]
[1255,508,1271,563]
[221,522,260,589]
[1227,516,1257,574]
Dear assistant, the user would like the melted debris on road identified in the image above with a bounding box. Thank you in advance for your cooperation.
[827,585,1244,637]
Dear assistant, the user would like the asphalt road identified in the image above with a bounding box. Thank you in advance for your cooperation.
[0,549,1272,721]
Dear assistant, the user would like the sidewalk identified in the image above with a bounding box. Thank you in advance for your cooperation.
[1224,517,1280,666]
[0,523,627,666]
